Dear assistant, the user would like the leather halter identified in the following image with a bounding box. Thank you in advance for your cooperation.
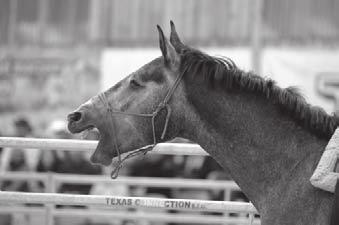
[98,70,185,179]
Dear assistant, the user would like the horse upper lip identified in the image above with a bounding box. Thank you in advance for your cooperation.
[67,120,94,134]
[67,121,80,133]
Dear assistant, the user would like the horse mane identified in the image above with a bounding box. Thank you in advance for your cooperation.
[179,47,339,139]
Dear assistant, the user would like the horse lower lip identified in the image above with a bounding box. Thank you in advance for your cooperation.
[68,120,96,134]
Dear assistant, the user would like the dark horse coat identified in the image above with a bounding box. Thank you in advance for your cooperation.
[331,180,339,225]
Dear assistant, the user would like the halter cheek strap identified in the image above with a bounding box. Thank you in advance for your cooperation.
[97,70,184,179]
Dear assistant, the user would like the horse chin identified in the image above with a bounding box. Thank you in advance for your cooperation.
[89,127,117,166]
[90,151,112,166]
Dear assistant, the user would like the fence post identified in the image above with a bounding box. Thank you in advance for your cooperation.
[8,0,18,49]
[251,0,263,74]
[67,0,77,45]
[248,212,254,225]
[45,173,55,225]
[38,0,49,47]
[335,93,339,112]
[223,188,231,224]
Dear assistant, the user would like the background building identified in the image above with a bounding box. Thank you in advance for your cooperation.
[0,0,338,138]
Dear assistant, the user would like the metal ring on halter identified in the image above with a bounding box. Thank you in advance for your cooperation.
[97,70,185,179]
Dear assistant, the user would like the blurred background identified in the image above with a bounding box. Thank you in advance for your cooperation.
[0,0,339,224]
[1,0,339,131]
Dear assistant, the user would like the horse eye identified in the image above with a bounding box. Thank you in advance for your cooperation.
[130,79,142,88]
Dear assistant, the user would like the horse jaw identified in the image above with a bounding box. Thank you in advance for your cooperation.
[90,126,117,166]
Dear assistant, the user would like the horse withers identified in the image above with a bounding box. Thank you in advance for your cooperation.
[67,22,339,225]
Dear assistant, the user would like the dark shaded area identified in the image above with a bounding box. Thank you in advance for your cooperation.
[330,179,339,225]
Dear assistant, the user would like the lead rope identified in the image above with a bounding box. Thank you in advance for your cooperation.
[98,70,185,179]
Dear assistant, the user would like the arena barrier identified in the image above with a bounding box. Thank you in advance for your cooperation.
[0,191,256,213]
[0,192,258,224]
[0,206,259,224]
[0,172,240,190]
[0,137,208,155]
[0,137,259,225]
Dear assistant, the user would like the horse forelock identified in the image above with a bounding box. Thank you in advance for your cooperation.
[179,48,339,139]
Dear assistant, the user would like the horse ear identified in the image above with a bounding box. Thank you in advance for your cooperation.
[170,21,184,52]
[157,25,179,68]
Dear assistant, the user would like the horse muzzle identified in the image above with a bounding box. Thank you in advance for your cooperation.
[68,109,118,166]
[67,110,95,134]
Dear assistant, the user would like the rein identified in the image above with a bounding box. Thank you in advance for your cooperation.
[98,70,185,179]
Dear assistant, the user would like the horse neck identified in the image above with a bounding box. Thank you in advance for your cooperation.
[181,81,330,214]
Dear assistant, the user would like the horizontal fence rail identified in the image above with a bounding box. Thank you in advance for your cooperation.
[0,172,48,181]
[0,172,240,190]
[0,192,257,213]
[0,206,46,214]
[0,206,260,224]
[0,137,208,156]
[54,174,240,189]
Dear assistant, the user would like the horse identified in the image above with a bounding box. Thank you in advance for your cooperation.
[67,22,339,225]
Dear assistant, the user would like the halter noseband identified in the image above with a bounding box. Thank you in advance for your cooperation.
[98,70,185,179]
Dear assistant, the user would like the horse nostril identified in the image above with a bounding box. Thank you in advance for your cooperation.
[68,112,83,122]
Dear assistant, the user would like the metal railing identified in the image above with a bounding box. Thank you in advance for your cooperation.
[0,137,259,225]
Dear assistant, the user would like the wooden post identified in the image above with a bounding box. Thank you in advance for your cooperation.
[8,0,18,49]
[89,0,110,45]
[67,0,77,45]
[105,0,112,46]
[251,0,263,74]
[88,0,101,43]
[38,0,49,47]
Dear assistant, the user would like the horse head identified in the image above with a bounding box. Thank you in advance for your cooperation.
[67,22,189,167]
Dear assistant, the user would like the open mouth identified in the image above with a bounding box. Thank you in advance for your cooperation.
[67,110,116,166]
[68,122,95,134]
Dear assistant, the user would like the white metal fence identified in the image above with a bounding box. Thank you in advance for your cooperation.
[0,137,259,225]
